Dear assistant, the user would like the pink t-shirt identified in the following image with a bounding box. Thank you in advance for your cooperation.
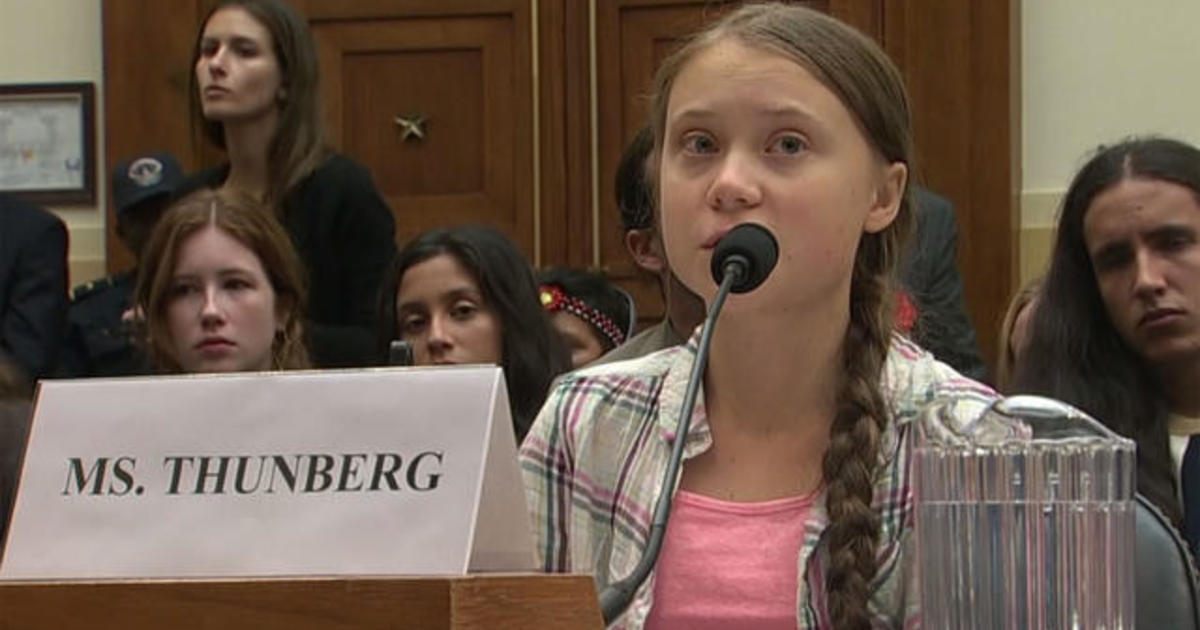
[645,489,816,629]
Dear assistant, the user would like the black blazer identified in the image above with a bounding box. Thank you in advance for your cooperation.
[0,195,68,381]
[899,187,988,382]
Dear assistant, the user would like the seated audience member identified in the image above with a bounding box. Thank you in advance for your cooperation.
[59,152,185,377]
[182,0,396,367]
[1013,137,1200,552]
[900,187,989,381]
[0,195,68,382]
[594,127,706,365]
[134,190,310,373]
[378,227,570,442]
[537,267,634,368]
[521,5,1000,627]
[995,278,1041,392]
[0,351,31,551]
[0,351,27,403]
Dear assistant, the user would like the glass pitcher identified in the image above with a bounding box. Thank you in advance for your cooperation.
[914,394,1136,629]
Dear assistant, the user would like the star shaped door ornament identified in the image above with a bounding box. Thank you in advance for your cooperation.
[393,114,427,142]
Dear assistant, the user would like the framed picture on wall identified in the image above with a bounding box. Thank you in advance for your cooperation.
[0,82,96,205]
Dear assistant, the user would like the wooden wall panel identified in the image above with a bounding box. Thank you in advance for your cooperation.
[536,0,593,268]
[312,11,533,252]
[884,0,1020,372]
[101,0,204,272]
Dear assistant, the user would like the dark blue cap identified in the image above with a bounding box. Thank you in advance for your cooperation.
[111,152,185,215]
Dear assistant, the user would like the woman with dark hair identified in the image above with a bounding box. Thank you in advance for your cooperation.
[1013,136,1200,541]
[537,267,634,368]
[183,0,396,368]
[135,190,310,373]
[379,226,571,442]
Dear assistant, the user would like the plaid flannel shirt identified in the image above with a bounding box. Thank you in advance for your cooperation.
[520,332,998,629]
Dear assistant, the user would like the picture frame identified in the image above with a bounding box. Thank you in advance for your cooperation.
[0,82,96,205]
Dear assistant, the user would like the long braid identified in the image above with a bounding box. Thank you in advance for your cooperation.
[821,236,899,629]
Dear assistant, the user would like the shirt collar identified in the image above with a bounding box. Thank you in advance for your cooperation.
[653,325,910,471]
[654,327,712,456]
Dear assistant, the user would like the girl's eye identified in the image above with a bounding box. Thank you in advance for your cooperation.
[199,40,219,57]
[233,42,259,57]
[1092,249,1131,273]
[1157,231,1195,252]
[450,302,478,320]
[400,316,427,334]
[681,132,718,155]
[169,283,199,298]
[223,278,252,291]
[768,134,808,155]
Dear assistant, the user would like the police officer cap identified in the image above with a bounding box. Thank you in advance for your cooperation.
[111,152,185,215]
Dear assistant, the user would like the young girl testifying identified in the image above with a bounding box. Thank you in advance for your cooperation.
[521,4,998,628]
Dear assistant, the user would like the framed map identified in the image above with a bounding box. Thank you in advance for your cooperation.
[0,82,96,205]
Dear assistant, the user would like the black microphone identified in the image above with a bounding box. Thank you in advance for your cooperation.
[387,340,414,366]
[710,222,779,294]
[598,223,779,623]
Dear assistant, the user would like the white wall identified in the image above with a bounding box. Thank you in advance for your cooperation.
[0,0,106,285]
[1020,0,1200,280]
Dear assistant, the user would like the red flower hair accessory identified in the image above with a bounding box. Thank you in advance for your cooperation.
[894,289,918,333]
[540,284,626,348]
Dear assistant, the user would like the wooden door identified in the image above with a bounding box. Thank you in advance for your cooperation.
[101,0,206,273]
[302,0,534,254]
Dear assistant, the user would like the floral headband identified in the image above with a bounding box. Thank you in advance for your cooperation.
[539,284,626,348]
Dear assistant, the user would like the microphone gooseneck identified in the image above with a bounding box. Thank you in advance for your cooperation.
[598,223,779,624]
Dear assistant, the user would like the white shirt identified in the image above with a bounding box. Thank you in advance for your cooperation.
[1168,414,1200,485]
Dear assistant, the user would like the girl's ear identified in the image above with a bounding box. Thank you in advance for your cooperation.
[625,228,665,273]
[864,161,907,234]
[274,297,292,334]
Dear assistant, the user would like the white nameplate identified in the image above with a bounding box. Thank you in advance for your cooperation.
[0,366,535,579]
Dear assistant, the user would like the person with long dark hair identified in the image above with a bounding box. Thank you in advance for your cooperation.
[520,4,1001,628]
[182,0,396,367]
[1013,137,1200,546]
[378,226,571,442]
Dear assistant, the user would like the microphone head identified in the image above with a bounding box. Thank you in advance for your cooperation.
[710,223,779,294]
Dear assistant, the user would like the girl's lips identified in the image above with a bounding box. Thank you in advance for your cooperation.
[1139,308,1186,328]
[196,338,235,351]
[701,230,730,249]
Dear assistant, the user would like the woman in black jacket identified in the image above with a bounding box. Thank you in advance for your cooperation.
[183,0,396,367]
